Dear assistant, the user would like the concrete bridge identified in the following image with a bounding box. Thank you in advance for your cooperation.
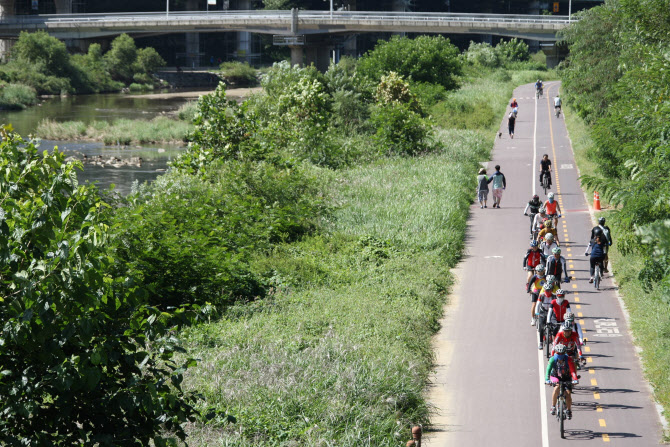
[0,9,573,68]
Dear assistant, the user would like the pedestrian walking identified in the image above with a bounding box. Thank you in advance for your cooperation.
[508,112,516,139]
[490,165,507,208]
[477,168,492,209]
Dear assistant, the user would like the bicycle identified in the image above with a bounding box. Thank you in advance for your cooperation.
[594,261,603,290]
[555,106,561,118]
[549,377,579,439]
[536,87,543,99]
[541,173,550,195]
[545,322,560,359]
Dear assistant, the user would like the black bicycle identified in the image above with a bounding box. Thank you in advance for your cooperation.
[544,322,560,359]
[594,261,603,290]
[550,377,579,438]
[542,173,550,195]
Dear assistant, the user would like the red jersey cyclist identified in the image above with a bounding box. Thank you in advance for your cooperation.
[527,265,547,326]
[523,240,546,285]
[552,322,584,366]
[546,289,571,327]
[544,192,562,228]
[545,343,579,420]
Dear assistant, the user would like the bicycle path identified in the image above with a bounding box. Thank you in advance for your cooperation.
[424,81,664,446]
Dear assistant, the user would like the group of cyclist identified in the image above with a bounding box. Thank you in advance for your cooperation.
[519,144,613,421]
[535,79,562,116]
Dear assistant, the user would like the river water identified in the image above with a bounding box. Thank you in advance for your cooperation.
[0,92,197,195]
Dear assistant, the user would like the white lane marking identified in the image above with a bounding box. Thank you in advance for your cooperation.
[483,256,504,259]
[535,90,549,447]
[538,330,550,447]
[560,164,574,169]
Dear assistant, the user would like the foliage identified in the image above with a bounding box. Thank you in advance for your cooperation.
[463,38,530,68]
[357,35,462,90]
[495,38,530,63]
[0,128,198,445]
[374,71,421,113]
[105,34,138,81]
[135,47,166,74]
[463,41,500,67]
[0,83,37,110]
[370,101,430,156]
[410,81,447,108]
[219,61,258,86]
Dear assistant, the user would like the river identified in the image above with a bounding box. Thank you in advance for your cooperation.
[0,91,201,195]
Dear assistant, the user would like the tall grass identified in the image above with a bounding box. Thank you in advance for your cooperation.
[36,116,191,145]
[0,83,38,110]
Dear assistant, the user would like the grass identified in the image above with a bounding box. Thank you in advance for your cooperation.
[564,104,670,440]
[0,83,38,110]
[36,116,191,145]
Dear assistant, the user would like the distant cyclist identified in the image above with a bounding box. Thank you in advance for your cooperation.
[544,192,562,227]
[587,228,607,283]
[527,265,547,326]
[535,79,544,96]
[538,220,559,245]
[540,154,552,189]
[541,233,560,257]
[554,95,562,114]
[545,246,569,287]
[545,343,579,420]
[563,311,585,346]
[524,194,543,237]
[553,322,584,363]
[523,240,546,285]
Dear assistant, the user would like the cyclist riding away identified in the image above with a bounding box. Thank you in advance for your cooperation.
[544,192,562,227]
[554,95,562,114]
[535,79,544,97]
[546,343,579,420]
[585,217,613,272]
[546,246,569,287]
[586,228,607,283]
[527,265,547,326]
[540,154,552,189]
[524,194,543,237]
[523,240,547,285]
[510,97,518,109]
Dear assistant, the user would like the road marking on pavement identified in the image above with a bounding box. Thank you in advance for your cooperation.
[599,419,607,427]
[584,346,591,353]
[597,405,603,412]
[567,248,571,252]
[589,368,595,374]
[594,392,600,399]
[560,164,574,169]
[579,319,585,324]
[576,304,582,309]
[578,312,583,317]
[602,434,610,442]
[591,378,597,386]
[587,356,593,363]
[572,284,578,288]
[565,238,570,242]
[570,270,576,275]
[574,297,580,302]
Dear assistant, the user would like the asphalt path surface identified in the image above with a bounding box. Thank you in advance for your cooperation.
[425,82,664,446]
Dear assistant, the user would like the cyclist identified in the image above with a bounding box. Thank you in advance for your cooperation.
[587,228,607,283]
[544,192,562,227]
[510,97,518,109]
[523,240,546,285]
[564,311,585,346]
[535,79,544,96]
[553,322,584,366]
[537,276,559,349]
[532,207,549,241]
[546,289,571,328]
[524,194,543,237]
[554,95,562,115]
[585,217,613,272]
[541,233,559,257]
[538,220,559,244]
[539,154,552,189]
[545,343,579,420]
[545,246,569,287]
[527,265,547,326]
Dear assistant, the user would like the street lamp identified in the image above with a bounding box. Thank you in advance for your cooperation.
[166,0,169,17]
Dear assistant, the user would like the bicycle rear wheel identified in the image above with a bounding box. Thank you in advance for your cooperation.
[595,264,601,290]
[559,398,565,438]
[545,326,552,359]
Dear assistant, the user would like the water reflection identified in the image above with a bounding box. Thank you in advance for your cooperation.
[37,140,181,196]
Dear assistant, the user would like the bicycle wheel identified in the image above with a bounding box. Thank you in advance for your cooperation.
[543,178,548,195]
[545,326,552,359]
[559,398,565,438]
[595,264,601,290]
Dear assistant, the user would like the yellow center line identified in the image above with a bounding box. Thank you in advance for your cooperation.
[594,392,600,399]
[579,319,585,324]
[584,346,591,353]
[597,405,603,413]
[599,419,607,427]
[603,434,610,442]
[589,368,595,374]
[572,284,578,288]
[578,312,583,317]
[576,304,582,309]
[587,356,592,363]
[574,297,580,302]
[591,378,597,386]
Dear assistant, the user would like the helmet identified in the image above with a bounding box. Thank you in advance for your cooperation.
[556,289,565,297]
[562,322,572,332]
[548,192,555,199]
[539,207,546,214]
[546,275,556,282]
[530,240,538,247]
[552,247,561,255]
[545,279,555,289]
[533,194,539,200]
[594,227,603,237]
[554,343,567,354]
[513,98,517,101]
[599,217,606,225]
[535,264,545,273]
[546,233,555,241]
[565,311,575,323]
[545,220,553,228]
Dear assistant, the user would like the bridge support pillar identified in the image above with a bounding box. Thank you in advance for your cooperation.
[290,46,303,67]
[305,46,331,72]
[54,0,72,14]
[185,33,200,68]
[0,0,14,60]
[541,43,567,69]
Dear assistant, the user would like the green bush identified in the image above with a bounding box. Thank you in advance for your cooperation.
[357,35,462,90]
[495,38,530,63]
[0,128,198,445]
[410,82,447,108]
[135,47,166,74]
[370,101,431,156]
[105,33,138,82]
[0,83,37,109]
[219,61,258,86]
[464,41,500,67]
[177,100,199,122]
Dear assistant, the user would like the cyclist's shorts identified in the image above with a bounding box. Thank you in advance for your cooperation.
[531,292,539,303]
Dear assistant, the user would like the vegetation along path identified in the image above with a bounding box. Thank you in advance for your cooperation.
[425,81,663,445]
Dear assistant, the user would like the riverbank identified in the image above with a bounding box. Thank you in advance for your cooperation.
[125,86,262,100]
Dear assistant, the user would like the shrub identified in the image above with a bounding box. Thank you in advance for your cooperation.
[370,101,431,156]
[105,34,138,81]
[135,47,166,74]
[464,41,500,67]
[495,38,530,63]
[410,82,447,108]
[177,100,199,122]
[0,83,37,109]
[0,128,198,445]
[219,61,258,86]
[357,35,462,90]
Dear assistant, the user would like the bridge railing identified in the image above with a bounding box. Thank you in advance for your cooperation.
[0,10,574,25]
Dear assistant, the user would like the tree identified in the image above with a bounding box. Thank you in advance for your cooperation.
[135,47,166,74]
[11,31,71,77]
[0,127,198,445]
[357,35,462,90]
[105,33,138,81]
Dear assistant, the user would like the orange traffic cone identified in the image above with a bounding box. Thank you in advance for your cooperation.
[594,191,601,211]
